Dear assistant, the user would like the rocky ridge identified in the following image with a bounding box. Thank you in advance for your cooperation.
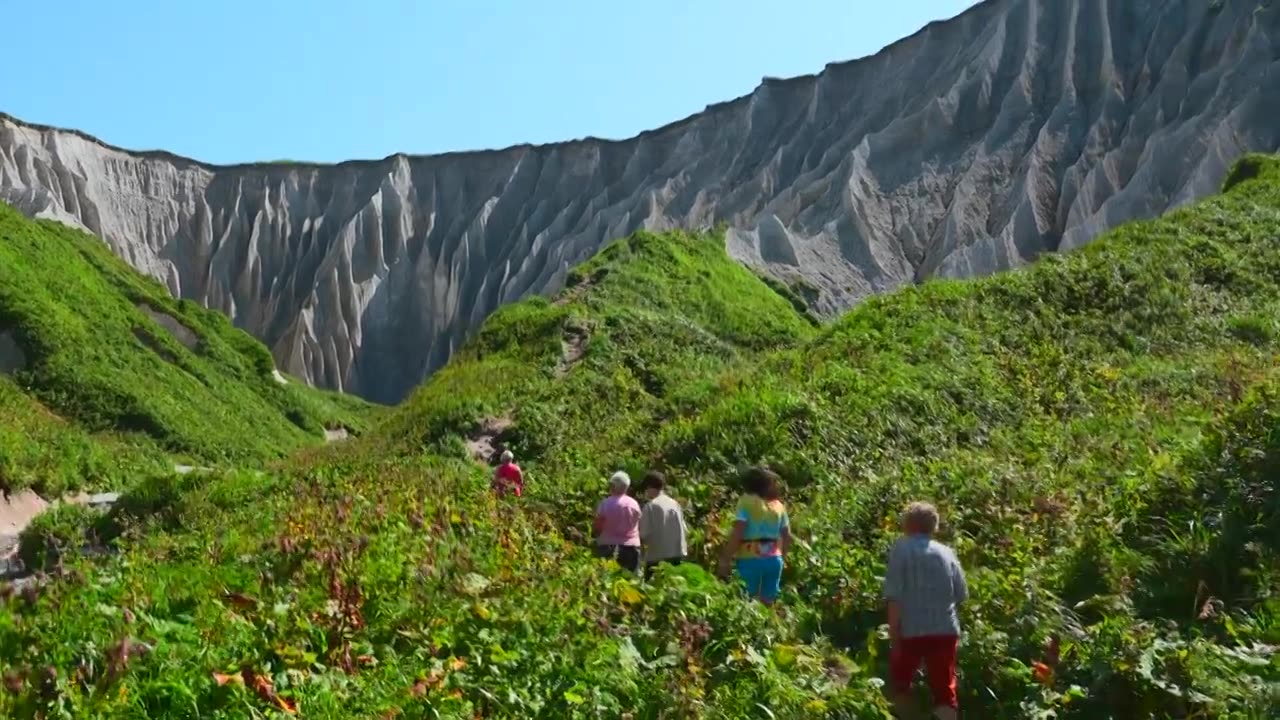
[2,0,1278,402]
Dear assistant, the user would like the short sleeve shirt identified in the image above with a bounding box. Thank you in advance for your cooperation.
[882,535,969,638]
[493,463,523,496]
[734,495,789,558]
[596,495,642,547]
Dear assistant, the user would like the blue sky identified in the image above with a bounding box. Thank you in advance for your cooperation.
[6,1,974,164]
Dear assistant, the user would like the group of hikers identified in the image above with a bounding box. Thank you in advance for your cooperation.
[491,452,968,720]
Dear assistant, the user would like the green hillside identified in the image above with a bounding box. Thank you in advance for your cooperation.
[0,203,371,495]
[2,159,1280,718]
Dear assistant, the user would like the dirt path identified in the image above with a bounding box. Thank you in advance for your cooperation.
[552,271,601,307]
[556,324,588,378]
[0,489,119,577]
[0,490,48,539]
[463,316,588,469]
[465,415,514,463]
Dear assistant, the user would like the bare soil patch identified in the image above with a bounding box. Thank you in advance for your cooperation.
[465,415,514,463]
[0,489,120,578]
[0,490,48,538]
[137,304,199,350]
[556,323,589,378]
[553,267,607,306]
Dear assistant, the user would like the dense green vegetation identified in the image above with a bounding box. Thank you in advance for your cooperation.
[0,375,169,496]
[3,158,1280,718]
[0,203,371,495]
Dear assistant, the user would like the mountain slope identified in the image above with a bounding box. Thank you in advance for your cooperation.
[0,374,166,499]
[376,223,818,486]
[3,157,1277,718]
[3,0,1278,402]
[0,202,370,494]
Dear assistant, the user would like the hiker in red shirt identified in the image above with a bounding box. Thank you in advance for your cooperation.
[492,450,524,497]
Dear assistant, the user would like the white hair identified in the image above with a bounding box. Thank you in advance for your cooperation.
[500,450,514,463]
[608,471,631,492]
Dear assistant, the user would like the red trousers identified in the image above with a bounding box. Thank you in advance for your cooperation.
[890,635,958,709]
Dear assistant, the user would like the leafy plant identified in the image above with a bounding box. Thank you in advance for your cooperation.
[5,157,1280,717]
[16,503,103,572]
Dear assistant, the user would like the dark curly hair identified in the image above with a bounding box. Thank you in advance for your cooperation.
[741,466,782,501]
[638,471,666,493]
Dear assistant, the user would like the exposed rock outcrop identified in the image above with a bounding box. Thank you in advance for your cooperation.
[2,0,1278,402]
[0,331,25,374]
[467,416,514,464]
[137,305,199,350]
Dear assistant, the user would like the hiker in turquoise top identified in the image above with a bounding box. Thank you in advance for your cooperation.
[718,467,791,604]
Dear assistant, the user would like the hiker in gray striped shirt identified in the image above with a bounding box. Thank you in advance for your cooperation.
[884,501,968,720]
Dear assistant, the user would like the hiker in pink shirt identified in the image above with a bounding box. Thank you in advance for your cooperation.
[593,471,641,572]
[492,450,524,498]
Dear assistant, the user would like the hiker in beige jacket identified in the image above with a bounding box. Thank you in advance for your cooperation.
[638,471,687,578]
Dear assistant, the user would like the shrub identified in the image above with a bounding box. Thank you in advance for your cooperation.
[16,503,101,572]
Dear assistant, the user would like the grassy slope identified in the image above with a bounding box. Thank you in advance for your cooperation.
[0,203,372,494]
[2,160,1280,718]
[0,376,171,496]
[378,227,817,512]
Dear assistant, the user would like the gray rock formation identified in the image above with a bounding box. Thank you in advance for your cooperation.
[0,331,25,374]
[2,0,1278,403]
[138,305,199,350]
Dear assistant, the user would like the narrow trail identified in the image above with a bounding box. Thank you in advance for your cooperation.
[552,270,602,307]
[466,415,514,463]
[465,320,586,467]
[0,489,120,580]
[6,423,349,577]
[556,324,588,378]
[2,419,351,587]
[0,490,46,575]
[553,271,595,377]
[174,464,210,475]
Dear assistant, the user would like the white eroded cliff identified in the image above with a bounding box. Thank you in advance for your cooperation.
[2,0,1278,402]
